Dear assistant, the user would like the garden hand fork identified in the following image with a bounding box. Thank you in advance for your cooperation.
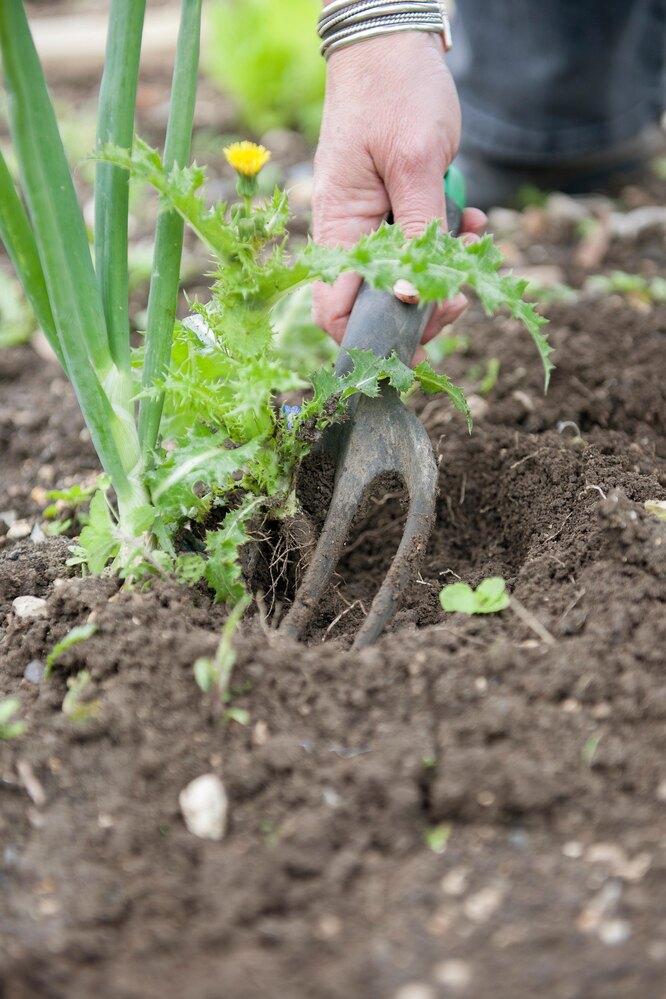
[280,170,465,649]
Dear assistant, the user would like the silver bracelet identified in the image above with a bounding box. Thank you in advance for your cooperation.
[318,0,452,60]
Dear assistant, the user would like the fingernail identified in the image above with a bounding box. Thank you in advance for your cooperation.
[393,279,419,304]
[451,292,467,310]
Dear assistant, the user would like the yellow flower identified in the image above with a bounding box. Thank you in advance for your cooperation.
[224,141,271,178]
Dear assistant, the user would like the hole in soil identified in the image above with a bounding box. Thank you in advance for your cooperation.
[327,473,409,639]
[251,458,410,641]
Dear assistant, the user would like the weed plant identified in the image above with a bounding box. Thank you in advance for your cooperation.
[0,0,551,604]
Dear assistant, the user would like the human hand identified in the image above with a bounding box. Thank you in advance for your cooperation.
[312,31,486,360]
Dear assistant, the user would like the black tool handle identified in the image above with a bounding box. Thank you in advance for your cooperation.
[334,197,463,376]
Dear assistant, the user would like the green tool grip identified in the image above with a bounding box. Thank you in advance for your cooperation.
[444,162,466,236]
[335,165,468,373]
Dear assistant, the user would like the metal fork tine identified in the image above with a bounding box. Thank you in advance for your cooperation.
[279,458,368,641]
[352,456,437,649]
[281,389,438,644]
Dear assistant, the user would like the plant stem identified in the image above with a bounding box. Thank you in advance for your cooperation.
[138,0,202,454]
[95,0,147,372]
[0,1,145,511]
[0,0,111,378]
[0,149,64,369]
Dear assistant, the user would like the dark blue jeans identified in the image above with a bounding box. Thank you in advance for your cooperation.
[449,0,666,164]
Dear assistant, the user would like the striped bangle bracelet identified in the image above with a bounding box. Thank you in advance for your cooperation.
[318,0,452,59]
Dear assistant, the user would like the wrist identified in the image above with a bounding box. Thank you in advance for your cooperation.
[325,29,446,81]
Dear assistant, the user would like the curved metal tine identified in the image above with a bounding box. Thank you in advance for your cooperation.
[279,451,370,641]
[352,417,438,649]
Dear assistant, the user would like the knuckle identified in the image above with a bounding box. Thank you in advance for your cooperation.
[392,137,433,176]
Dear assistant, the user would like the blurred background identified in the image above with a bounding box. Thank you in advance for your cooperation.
[0,0,330,358]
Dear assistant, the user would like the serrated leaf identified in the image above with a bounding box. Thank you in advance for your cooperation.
[300,222,553,388]
[77,490,119,574]
[310,366,343,407]
[340,348,417,401]
[414,360,472,432]
[204,499,262,603]
[174,552,207,585]
[148,437,261,524]
[340,348,384,398]
[375,352,415,394]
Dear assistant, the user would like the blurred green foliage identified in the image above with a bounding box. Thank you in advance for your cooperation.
[0,270,36,347]
[203,0,325,141]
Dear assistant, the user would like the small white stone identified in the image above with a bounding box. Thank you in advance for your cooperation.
[12,596,49,620]
[598,919,631,946]
[322,787,341,808]
[562,840,583,859]
[30,523,47,543]
[433,959,472,990]
[577,881,623,931]
[463,884,504,923]
[610,206,666,239]
[586,842,627,870]
[544,193,590,223]
[441,866,469,896]
[621,853,651,881]
[179,774,228,841]
[7,521,31,540]
[393,985,436,999]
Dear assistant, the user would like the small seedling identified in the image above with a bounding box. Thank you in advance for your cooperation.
[45,623,98,679]
[465,357,500,396]
[224,706,250,726]
[193,594,251,697]
[586,271,666,306]
[425,823,451,854]
[440,577,510,615]
[0,696,26,739]
[644,499,666,521]
[42,477,107,536]
[62,670,101,723]
[581,732,602,767]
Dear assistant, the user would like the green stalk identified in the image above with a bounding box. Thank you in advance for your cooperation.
[95,0,146,371]
[0,1,145,513]
[0,0,111,378]
[0,150,65,369]
[138,0,202,453]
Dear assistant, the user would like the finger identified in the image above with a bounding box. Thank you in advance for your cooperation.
[387,155,447,238]
[312,271,363,343]
[411,345,427,366]
[420,292,468,343]
[460,206,487,235]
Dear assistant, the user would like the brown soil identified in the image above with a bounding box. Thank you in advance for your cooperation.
[3,201,666,998]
